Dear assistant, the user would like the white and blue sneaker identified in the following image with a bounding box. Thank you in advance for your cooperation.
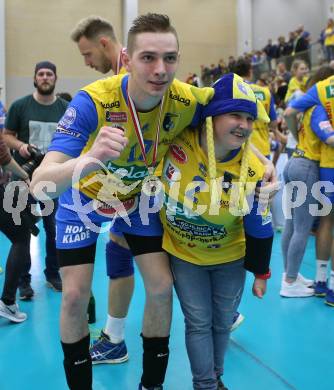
[230,312,244,332]
[0,299,27,323]
[89,330,128,364]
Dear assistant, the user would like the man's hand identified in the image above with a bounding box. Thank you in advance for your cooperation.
[252,278,267,298]
[86,126,128,163]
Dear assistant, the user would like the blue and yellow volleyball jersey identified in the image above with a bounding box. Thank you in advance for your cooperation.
[160,128,268,266]
[325,27,334,47]
[293,107,321,161]
[248,83,276,156]
[49,73,200,201]
[284,76,308,103]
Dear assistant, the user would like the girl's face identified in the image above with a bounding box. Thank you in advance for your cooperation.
[213,111,254,151]
[296,63,308,79]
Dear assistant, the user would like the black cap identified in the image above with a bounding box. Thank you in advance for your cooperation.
[34,61,57,76]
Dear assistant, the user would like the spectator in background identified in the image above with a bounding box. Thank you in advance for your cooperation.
[227,56,236,72]
[294,27,310,67]
[277,36,289,59]
[3,61,68,298]
[324,18,334,62]
[284,59,309,103]
[276,61,291,84]
[263,39,278,71]
[0,132,32,323]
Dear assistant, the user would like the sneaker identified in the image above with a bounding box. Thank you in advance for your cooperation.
[325,289,334,307]
[230,312,244,332]
[90,330,128,364]
[138,384,163,390]
[0,300,27,323]
[282,272,313,287]
[314,281,329,297]
[280,279,314,297]
[19,282,34,300]
[46,276,62,292]
[217,377,228,390]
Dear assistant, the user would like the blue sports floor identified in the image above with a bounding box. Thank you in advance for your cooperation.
[0,227,333,390]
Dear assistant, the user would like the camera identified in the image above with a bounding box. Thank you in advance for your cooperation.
[21,145,45,178]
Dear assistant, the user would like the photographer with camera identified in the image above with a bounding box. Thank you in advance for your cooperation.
[3,61,68,298]
[0,130,32,322]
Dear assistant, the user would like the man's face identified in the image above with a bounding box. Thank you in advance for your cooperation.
[77,36,112,74]
[123,32,179,100]
[34,68,56,95]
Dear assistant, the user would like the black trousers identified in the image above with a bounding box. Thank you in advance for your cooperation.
[0,185,31,304]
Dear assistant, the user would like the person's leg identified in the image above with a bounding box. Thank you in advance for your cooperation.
[106,232,134,339]
[282,159,318,287]
[60,257,94,390]
[0,193,30,322]
[41,198,61,287]
[171,255,216,390]
[211,259,246,381]
[134,249,172,389]
[90,233,133,364]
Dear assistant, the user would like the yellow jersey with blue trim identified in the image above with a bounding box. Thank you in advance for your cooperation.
[284,76,308,103]
[248,83,274,156]
[50,73,200,202]
[160,128,268,266]
[293,107,321,161]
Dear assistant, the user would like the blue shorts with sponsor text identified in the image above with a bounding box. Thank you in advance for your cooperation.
[55,188,163,249]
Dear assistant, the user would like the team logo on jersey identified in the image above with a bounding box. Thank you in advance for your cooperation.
[95,197,137,217]
[163,113,180,131]
[326,85,334,98]
[59,107,76,128]
[164,160,181,182]
[101,101,120,109]
[254,91,265,101]
[170,144,188,164]
[106,111,127,122]
[169,92,190,106]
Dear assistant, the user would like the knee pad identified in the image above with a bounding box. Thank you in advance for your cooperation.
[106,240,134,279]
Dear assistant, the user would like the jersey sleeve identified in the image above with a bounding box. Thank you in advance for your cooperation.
[243,197,273,274]
[310,105,334,142]
[48,91,98,157]
[289,85,320,111]
[269,94,277,121]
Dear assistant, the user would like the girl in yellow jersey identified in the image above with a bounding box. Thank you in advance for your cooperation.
[284,59,309,104]
[160,73,273,390]
[280,66,334,298]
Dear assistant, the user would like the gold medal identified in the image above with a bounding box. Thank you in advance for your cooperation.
[142,167,162,196]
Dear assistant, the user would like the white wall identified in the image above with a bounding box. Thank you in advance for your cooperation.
[251,0,327,50]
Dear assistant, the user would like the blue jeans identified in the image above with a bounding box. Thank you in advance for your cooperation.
[170,256,246,390]
[281,157,319,279]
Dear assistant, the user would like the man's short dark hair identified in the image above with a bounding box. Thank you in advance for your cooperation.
[231,58,252,78]
[71,16,117,42]
[127,13,179,54]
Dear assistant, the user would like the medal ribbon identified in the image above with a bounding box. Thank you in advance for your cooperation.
[127,86,165,173]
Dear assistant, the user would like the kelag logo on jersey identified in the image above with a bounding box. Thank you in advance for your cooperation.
[326,85,334,98]
[163,113,180,131]
[169,92,190,106]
